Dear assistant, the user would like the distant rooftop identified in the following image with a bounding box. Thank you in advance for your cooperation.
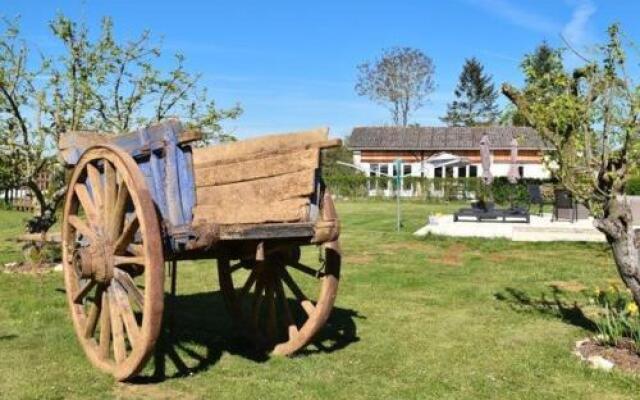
[349,126,548,151]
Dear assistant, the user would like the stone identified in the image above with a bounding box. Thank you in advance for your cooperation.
[53,263,63,272]
[587,355,614,371]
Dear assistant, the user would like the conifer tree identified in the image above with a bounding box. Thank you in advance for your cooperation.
[441,57,499,126]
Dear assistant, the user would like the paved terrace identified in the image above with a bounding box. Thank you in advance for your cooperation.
[414,214,606,242]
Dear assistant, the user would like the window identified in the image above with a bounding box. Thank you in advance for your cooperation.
[380,164,389,177]
[369,163,379,178]
[434,167,443,178]
[458,166,467,178]
[469,165,478,177]
[392,163,398,177]
[445,166,454,177]
[403,164,412,177]
[518,166,524,178]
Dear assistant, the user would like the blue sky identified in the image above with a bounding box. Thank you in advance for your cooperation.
[5,0,640,139]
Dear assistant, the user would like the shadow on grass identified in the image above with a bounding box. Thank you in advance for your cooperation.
[495,286,598,332]
[131,290,361,383]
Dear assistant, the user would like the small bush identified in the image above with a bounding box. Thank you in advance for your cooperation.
[588,284,640,351]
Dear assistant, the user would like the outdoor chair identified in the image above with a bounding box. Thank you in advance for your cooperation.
[553,189,576,222]
[527,184,544,216]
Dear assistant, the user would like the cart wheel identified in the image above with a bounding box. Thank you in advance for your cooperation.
[62,145,164,381]
[218,194,341,355]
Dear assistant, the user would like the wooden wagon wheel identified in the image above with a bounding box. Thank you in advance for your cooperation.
[218,194,341,355]
[62,145,164,381]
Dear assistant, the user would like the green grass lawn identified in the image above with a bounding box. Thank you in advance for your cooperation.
[0,200,638,399]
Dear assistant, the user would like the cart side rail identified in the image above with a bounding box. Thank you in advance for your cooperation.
[191,127,341,226]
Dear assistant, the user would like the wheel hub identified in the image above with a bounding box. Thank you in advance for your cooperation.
[73,237,114,284]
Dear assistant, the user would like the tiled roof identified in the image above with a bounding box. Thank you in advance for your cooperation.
[349,126,548,150]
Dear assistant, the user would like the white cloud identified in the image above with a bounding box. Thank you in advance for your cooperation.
[464,0,560,34]
[562,0,596,47]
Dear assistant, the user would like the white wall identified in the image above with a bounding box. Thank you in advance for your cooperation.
[355,159,551,180]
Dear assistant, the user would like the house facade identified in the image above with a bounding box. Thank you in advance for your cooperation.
[349,126,551,182]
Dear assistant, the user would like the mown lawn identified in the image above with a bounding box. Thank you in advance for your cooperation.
[0,199,638,399]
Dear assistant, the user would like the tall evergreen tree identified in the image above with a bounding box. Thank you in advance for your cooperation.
[441,57,499,126]
[522,41,564,88]
[502,41,565,126]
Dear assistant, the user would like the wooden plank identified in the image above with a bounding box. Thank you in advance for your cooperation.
[193,197,309,225]
[58,119,202,165]
[215,222,315,240]
[192,128,330,168]
[194,148,319,187]
[196,168,316,207]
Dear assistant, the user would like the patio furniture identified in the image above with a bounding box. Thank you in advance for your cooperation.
[552,189,590,222]
[453,201,530,223]
[527,184,544,216]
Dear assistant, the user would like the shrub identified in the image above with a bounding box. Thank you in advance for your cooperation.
[589,285,640,351]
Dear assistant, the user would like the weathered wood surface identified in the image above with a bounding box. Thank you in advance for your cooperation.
[58,118,201,166]
[192,127,338,168]
[216,222,316,240]
[194,148,319,187]
[192,128,339,225]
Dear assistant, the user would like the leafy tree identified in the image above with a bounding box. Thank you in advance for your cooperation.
[441,57,499,126]
[522,41,565,89]
[356,47,435,127]
[0,15,241,233]
[502,24,640,307]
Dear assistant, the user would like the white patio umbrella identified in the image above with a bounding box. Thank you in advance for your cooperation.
[507,137,520,184]
[479,133,493,185]
[423,152,470,169]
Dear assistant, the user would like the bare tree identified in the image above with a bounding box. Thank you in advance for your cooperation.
[355,47,435,127]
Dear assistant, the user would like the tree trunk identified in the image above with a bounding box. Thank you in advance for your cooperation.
[24,182,65,234]
[595,197,640,306]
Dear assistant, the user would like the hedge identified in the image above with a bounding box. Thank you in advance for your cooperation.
[324,174,549,204]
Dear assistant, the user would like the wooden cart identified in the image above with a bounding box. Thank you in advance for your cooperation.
[58,119,342,381]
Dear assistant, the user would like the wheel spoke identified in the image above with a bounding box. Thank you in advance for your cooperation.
[126,244,143,257]
[114,216,139,255]
[281,268,316,316]
[74,279,97,304]
[114,256,145,266]
[86,163,104,222]
[99,291,111,360]
[68,215,95,242]
[230,260,250,274]
[251,273,266,329]
[84,286,103,339]
[288,261,324,278]
[74,184,98,228]
[113,284,140,348]
[111,181,129,240]
[265,278,277,342]
[274,276,298,339]
[108,287,126,363]
[103,161,117,236]
[239,269,257,298]
[114,269,144,308]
